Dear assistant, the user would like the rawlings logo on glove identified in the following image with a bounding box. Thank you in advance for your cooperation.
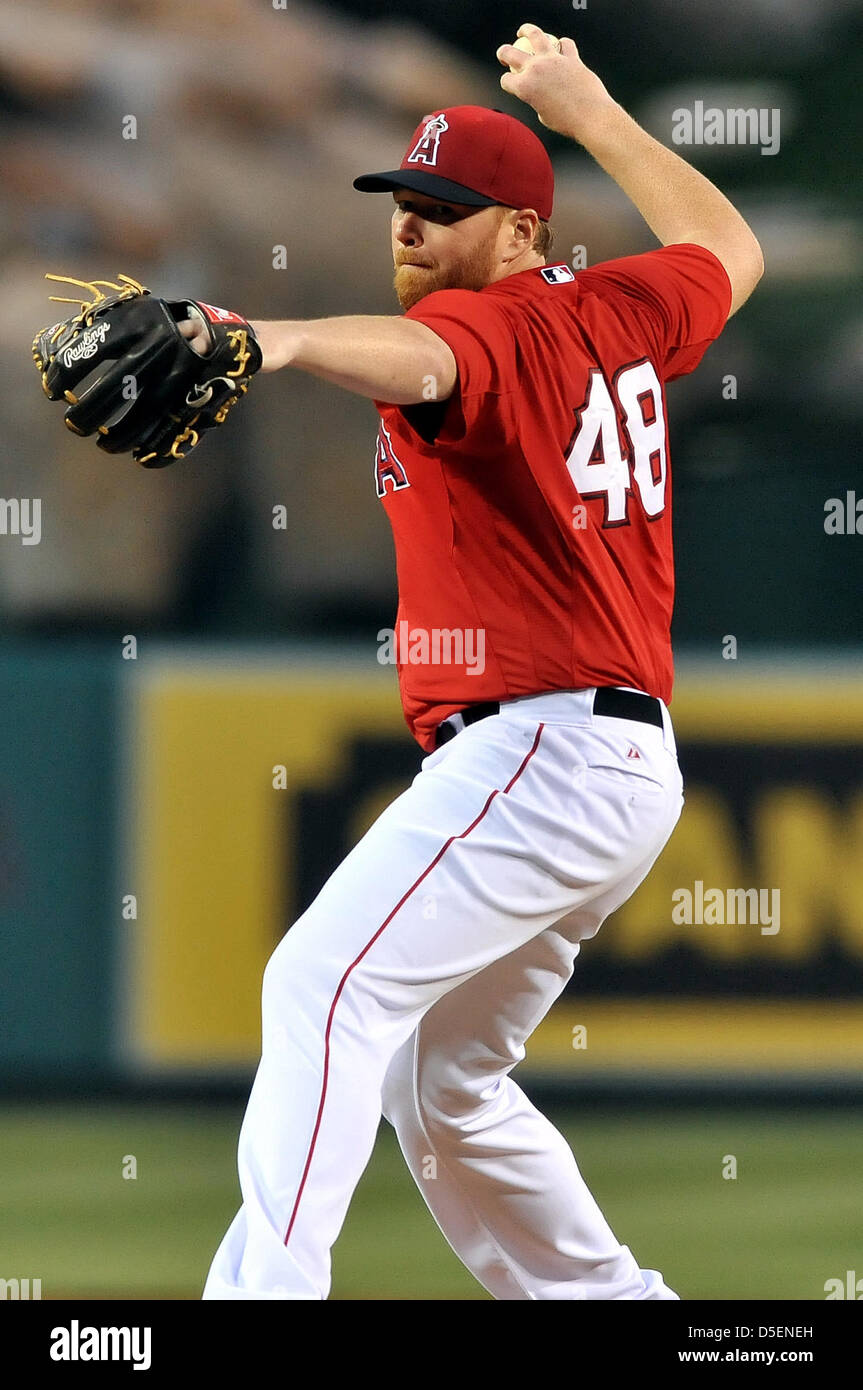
[32,273,263,466]
[62,320,112,367]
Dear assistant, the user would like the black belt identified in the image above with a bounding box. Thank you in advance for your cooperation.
[434,687,663,749]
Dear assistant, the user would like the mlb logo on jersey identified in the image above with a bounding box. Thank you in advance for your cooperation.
[407,114,449,167]
[539,265,575,285]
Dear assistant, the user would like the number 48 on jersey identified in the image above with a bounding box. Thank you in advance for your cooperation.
[565,358,667,527]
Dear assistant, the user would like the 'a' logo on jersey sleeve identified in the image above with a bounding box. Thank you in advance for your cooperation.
[374,423,411,498]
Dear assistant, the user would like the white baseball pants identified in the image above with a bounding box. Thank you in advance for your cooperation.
[203,688,684,1300]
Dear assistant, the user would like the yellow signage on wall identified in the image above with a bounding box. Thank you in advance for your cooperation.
[128,658,407,1067]
[126,656,863,1075]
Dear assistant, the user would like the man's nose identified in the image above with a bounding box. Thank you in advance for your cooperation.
[395,212,423,245]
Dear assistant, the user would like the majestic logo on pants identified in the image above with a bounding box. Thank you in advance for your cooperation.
[407,114,449,167]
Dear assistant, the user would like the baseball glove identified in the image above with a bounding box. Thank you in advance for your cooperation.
[32,273,263,467]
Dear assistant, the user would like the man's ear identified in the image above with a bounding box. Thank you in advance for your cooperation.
[504,208,539,257]
[517,209,540,246]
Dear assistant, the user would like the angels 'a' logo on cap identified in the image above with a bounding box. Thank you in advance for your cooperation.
[407,113,449,167]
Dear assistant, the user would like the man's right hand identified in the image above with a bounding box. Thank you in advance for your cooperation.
[499,21,764,317]
[496,23,617,143]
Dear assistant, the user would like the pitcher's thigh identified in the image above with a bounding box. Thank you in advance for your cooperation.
[381,922,578,1127]
[263,720,579,1032]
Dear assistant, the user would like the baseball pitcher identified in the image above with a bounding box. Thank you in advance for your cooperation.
[34,24,763,1299]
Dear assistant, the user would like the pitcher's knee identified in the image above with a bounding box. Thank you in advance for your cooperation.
[260,918,402,1055]
[416,1046,507,1134]
[259,923,342,1043]
[261,926,303,999]
[381,1041,414,1127]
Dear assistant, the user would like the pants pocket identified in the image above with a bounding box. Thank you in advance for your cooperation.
[584,762,671,796]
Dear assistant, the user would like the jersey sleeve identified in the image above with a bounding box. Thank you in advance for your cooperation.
[576,243,733,381]
[395,288,519,448]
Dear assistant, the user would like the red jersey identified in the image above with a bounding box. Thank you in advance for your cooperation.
[373,243,732,752]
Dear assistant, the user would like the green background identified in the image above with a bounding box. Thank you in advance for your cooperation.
[2,1102,859,1301]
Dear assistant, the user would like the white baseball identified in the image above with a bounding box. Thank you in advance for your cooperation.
[513,33,560,55]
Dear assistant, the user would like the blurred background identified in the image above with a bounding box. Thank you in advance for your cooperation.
[1,0,861,1300]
